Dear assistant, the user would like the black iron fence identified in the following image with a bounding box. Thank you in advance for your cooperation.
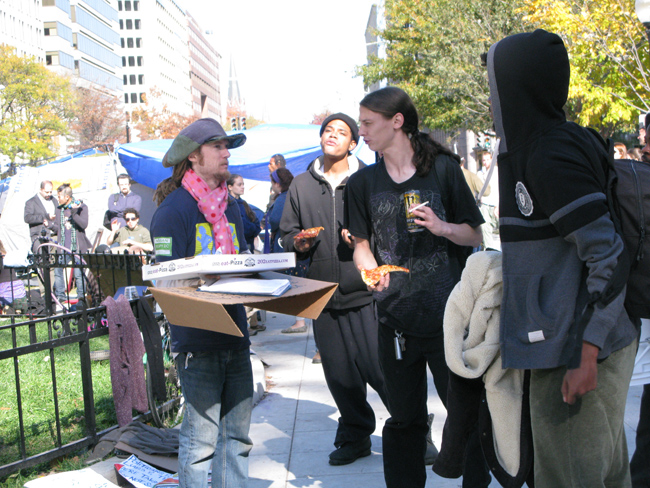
[0,249,155,478]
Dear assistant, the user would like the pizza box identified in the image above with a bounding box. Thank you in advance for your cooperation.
[149,271,338,337]
[141,252,296,281]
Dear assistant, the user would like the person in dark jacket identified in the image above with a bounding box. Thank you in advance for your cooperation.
[150,118,252,488]
[227,174,261,252]
[23,180,58,253]
[280,113,389,466]
[52,184,91,306]
[487,30,638,487]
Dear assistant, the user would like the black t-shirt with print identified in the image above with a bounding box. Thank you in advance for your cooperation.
[345,155,483,337]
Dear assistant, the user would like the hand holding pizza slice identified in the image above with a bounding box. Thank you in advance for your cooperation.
[360,265,410,287]
[294,226,324,240]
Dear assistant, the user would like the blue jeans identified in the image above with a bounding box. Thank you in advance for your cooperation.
[176,348,253,488]
[53,253,85,302]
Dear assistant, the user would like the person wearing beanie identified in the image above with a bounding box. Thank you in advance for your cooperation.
[280,113,389,466]
[487,30,637,487]
[150,118,253,488]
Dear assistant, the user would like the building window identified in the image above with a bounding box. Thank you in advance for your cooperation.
[126,19,133,29]
[46,54,52,65]
[139,93,146,103]
[125,1,131,11]
[134,1,139,11]
[124,93,129,103]
[122,56,126,66]
[138,74,144,84]
[118,1,123,11]
[127,38,134,48]
[119,19,123,29]
[130,74,136,85]
[135,19,141,29]
[44,28,51,36]
[121,38,125,48]
[128,56,135,66]
[137,56,143,66]
[136,38,142,48]
[123,75,127,84]
[130,93,137,103]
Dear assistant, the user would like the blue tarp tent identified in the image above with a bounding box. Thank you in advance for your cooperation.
[116,123,376,188]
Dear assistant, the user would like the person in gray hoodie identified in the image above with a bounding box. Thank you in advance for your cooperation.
[486,29,638,487]
[280,113,388,466]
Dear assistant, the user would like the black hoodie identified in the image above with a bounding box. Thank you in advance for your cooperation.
[279,156,372,311]
[487,29,636,369]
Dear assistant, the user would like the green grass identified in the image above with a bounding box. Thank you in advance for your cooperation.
[0,317,117,484]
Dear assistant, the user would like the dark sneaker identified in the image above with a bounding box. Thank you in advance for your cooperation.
[329,437,372,466]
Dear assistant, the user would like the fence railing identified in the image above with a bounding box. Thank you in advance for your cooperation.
[0,250,155,478]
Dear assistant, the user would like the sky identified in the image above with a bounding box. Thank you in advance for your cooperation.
[184,0,380,124]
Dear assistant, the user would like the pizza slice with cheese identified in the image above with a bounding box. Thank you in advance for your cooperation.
[360,265,410,287]
[294,226,324,240]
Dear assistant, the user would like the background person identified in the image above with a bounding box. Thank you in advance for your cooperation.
[227,174,261,252]
[107,173,142,227]
[268,168,308,335]
[52,184,91,308]
[24,180,57,253]
[150,117,252,488]
[106,208,153,253]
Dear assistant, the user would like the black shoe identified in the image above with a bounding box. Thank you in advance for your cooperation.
[329,437,372,466]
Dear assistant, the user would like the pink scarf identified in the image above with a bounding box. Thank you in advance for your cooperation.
[181,168,236,254]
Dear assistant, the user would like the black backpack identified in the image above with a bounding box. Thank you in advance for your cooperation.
[567,131,649,368]
[604,152,650,320]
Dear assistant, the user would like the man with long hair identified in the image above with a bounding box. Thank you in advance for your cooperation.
[150,118,252,488]
[345,86,485,488]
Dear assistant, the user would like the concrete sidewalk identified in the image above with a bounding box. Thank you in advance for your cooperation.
[246,312,644,488]
[88,310,644,488]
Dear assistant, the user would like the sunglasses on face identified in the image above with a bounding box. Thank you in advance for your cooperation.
[125,217,137,222]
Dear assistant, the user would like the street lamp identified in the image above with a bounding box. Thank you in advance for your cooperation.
[636,0,650,45]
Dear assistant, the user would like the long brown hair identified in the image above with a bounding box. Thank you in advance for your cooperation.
[359,86,459,176]
[153,158,192,206]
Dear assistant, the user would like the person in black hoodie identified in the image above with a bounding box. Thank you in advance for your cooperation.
[280,113,388,466]
[487,30,638,487]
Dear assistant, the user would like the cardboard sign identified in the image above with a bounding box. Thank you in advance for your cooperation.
[142,253,296,281]
[150,272,338,337]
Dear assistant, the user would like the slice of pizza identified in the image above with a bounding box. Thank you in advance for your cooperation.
[360,265,410,286]
[294,226,324,240]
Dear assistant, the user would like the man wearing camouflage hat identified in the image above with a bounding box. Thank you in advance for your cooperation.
[150,118,252,488]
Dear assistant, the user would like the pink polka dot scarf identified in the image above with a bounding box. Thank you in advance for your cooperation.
[181,168,236,254]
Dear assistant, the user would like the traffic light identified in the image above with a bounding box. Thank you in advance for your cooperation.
[230,117,238,130]
[240,116,246,130]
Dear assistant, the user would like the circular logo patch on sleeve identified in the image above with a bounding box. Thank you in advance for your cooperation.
[515,182,534,216]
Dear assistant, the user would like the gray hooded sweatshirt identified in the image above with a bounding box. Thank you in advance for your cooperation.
[486,29,637,369]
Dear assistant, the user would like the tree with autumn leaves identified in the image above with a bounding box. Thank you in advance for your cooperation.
[519,0,650,135]
[0,45,75,165]
[359,0,650,136]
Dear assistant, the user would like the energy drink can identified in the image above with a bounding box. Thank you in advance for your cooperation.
[404,190,424,232]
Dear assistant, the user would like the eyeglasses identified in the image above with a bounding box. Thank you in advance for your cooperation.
[125,217,137,222]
